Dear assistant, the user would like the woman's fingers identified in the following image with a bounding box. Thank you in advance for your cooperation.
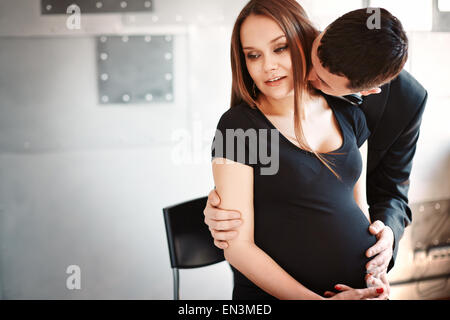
[334,284,352,291]
[356,287,384,299]
[331,284,384,300]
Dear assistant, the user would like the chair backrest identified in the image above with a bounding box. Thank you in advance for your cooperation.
[163,196,225,269]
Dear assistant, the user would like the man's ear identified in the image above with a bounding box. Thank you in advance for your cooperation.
[360,87,382,96]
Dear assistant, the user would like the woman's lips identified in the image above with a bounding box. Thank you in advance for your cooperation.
[265,76,286,87]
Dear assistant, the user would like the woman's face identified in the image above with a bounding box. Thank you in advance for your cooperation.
[240,14,294,101]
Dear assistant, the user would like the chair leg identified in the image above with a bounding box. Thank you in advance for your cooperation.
[173,268,180,300]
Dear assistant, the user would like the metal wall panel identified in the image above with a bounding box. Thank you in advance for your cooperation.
[97,35,173,104]
[433,0,450,31]
[41,0,153,14]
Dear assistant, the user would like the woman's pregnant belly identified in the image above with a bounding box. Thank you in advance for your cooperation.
[253,201,377,295]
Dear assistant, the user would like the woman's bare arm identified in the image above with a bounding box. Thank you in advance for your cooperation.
[212,158,323,300]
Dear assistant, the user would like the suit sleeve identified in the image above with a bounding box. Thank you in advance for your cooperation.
[367,91,428,271]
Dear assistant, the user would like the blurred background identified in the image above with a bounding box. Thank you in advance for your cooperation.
[0,0,448,299]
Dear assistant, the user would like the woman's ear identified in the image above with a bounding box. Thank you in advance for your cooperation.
[360,87,382,96]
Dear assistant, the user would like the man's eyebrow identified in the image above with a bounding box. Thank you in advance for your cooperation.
[243,35,286,50]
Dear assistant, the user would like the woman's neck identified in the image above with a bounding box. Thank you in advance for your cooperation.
[257,90,320,120]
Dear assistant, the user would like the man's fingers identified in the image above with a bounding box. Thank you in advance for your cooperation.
[369,220,385,235]
[212,210,241,221]
[213,219,242,231]
[214,240,228,249]
[366,249,390,271]
[205,217,242,230]
[380,272,391,298]
[366,237,390,258]
[207,189,220,207]
[211,229,238,241]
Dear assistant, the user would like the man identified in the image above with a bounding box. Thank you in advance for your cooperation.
[203,8,427,295]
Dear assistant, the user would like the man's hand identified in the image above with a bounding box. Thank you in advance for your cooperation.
[366,220,394,276]
[203,189,242,249]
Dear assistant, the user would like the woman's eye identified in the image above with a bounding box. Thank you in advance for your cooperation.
[247,54,260,59]
[275,45,288,53]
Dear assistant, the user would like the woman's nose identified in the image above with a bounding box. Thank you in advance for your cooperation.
[263,56,278,72]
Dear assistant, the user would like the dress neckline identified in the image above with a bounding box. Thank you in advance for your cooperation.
[253,94,346,155]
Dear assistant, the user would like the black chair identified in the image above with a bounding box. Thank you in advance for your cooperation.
[163,196,225,300]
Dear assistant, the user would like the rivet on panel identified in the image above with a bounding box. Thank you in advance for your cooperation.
[122,94,131,102]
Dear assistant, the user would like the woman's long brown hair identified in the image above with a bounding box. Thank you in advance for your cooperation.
[230,0,339,178]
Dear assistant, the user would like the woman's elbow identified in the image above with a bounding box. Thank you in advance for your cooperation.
[223,240,254,264]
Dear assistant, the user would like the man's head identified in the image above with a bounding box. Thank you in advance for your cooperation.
[308,8,408,96]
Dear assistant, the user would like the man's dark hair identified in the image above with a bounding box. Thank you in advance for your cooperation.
[317,8,408,90]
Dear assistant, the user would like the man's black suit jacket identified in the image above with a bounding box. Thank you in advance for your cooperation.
[359,69,428,271]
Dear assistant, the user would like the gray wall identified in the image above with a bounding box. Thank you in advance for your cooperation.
[0,0,449,299]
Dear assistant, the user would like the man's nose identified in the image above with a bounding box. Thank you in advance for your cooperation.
[307,69,317,82]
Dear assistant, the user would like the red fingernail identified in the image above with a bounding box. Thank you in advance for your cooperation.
[376,288,384,294]
[335,285,341,290]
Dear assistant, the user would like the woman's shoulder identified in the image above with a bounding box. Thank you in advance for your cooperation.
[325,94,366,125]
[216,102,260,131]
[325,94,370,147]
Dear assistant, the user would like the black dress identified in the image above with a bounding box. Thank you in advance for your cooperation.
[211,94,376,300]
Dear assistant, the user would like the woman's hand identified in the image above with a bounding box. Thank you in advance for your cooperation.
[323,283,387,300]
[365,272,390,300]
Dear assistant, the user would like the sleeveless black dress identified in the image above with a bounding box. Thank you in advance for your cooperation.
[211,94,376,299]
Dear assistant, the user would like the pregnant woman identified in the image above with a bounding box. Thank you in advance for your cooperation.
[211,0,385,300]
